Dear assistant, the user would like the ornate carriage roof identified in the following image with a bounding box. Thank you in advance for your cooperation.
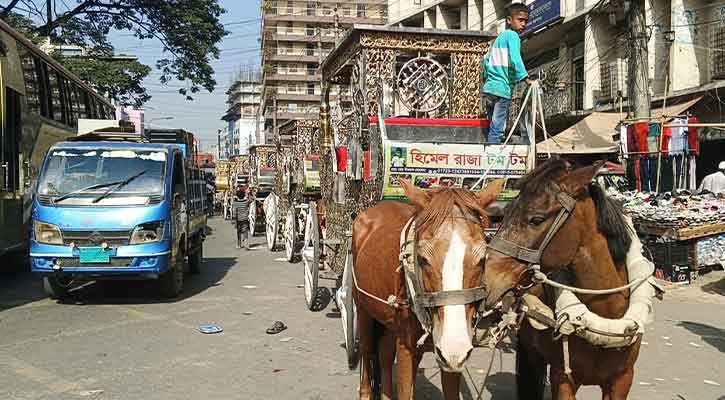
[321,24,496,83]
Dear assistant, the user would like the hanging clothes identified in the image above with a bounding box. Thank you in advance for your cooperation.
[689,155,697,190]
[627,124,638,154]
[647,123,660,154]
[626,159,637,190]
[687,116,699,155]
[633,121,649,153]
[661,125,672,155]
[634,157,642,191]
[648,156,658,192]
[640,156,651,192]
[620,124,629,156]
[670,118,688,154]
[674,154,685,190]
[660,156,674,192]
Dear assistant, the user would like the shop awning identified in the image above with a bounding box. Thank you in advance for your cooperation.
[537,96,703,155]
[537,112,622,154]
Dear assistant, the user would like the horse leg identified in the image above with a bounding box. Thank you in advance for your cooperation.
[550,369,579,400]
[601,368,635,400]
[395,340,423,400]
[378,329,396,400]
[357,307,378,400]
[441,371,461,400]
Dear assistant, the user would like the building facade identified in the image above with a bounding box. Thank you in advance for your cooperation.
[221,69,263,156]
[259,0,388,142]
[387,0,725,137]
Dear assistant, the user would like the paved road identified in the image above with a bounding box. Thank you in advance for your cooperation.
[1,217,723,399]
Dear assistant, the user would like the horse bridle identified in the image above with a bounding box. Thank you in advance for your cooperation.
[400,215,488,343]
[487,183,578,291]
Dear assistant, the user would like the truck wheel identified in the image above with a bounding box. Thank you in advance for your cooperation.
[43,276,70,299]
[189,244,203,275]
[160,247,184,298]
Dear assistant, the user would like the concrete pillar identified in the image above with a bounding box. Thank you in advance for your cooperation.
[467,0,483,30]
[424,8,435,28]
[461,3,468,30]
[583,14,601,110]
[436,5,448,29]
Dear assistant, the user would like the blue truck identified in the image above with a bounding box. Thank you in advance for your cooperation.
[30,127,207,298]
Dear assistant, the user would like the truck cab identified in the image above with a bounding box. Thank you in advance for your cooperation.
[30,130,206,298]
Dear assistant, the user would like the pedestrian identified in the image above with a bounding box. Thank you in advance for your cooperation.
[482,2,533,144]
[233,189,251,250]
[698,161,725,194]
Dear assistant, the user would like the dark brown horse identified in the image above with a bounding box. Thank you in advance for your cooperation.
[352,179,504,400]
[483,158,642,400]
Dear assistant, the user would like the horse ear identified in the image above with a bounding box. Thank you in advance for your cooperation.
[476,178,505,207]
[400,179,430,209]
[558,161,605,195]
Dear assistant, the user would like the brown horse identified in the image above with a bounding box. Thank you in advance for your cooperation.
[352,179,504,400]
[483,158,642,400]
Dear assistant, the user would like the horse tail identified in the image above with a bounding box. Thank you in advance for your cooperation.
[368,321,383,400]
[515,334,547,400]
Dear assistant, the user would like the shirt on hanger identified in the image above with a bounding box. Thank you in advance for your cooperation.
[634,121,649,153]
[661,126,672,155]
[670,118,688,154]
[687,116,699,155]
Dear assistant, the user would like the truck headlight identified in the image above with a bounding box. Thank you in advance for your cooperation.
[130,221,164,244]
[34,221,63,245]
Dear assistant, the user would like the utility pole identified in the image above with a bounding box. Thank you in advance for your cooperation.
[45,0,54,37]
[626,0,651,119]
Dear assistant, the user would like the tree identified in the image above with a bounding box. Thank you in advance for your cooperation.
[0,1,227,106]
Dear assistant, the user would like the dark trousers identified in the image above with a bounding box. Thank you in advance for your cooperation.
[639,156,651,192]
[236,220,250,247]
[660,156,674,192]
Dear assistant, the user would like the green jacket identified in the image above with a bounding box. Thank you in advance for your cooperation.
[482,29,529,99]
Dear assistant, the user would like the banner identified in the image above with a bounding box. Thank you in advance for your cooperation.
[524,0,562,36]
[382,142,530,199]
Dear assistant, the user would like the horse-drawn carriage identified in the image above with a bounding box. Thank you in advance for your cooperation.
[248,144,277,236]
[264,120,321,257]
[296,25,538,368]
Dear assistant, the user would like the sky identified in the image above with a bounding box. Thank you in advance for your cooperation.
[109,0,263,152]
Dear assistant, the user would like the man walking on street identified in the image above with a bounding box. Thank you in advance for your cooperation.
[482,3,533,144]
[233,189,251,250]
[699,161,725,194]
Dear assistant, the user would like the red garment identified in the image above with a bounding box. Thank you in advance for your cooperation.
[661,126,672,155]
[627,124,638,153]
[687,116,699,155]
[633,121,649,153]
[336,146,348,172]
[634,157,642,191]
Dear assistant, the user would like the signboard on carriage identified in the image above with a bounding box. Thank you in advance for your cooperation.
[382,142,530,200]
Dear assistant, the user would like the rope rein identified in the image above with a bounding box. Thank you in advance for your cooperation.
[530,265,649,295]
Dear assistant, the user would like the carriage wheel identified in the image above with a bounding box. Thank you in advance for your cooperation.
[248,201,257,236]
[265,193,278,251]
[303,201,320,310]
[284,206,296,262]
[339,241,359,369]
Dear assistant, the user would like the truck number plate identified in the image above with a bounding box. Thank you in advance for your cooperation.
[79,247,110,263]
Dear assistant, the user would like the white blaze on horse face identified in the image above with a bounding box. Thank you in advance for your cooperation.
[437,228,473,371]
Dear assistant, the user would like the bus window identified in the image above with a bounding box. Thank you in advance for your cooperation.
[2,88,22,192]
[18,44,41,116]
[48,70,62,122]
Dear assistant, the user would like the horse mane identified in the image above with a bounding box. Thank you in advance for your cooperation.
[510,158,632,264]
[588,183,632,264]
[415,188,487,232]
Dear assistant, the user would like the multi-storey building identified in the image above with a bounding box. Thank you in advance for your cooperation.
[222,69,263,155]
[259,0,388,142]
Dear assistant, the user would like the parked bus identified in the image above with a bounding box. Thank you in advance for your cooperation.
[0,19,115,260]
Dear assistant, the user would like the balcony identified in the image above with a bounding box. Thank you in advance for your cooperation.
[263,12,385,25]
[268,33,337,43]
[508,83,586,126]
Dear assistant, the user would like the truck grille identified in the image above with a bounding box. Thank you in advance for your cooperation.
[61,230,132,246]
[56,257,135,268]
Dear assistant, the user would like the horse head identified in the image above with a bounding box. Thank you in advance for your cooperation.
[483,158,632,309]
[400,178,504,373]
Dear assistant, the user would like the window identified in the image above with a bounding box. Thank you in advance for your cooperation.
[48,70,62,122]
[2,88,22,192]
[289,103,298,112]
[342,6,350,16]
[289,65,298,73]
[286,0,293,14]
[307,1,316,16]
[17,44,41,116]
[306,24,315,36]
[323,5,330,15]
[356,4,366,17]
[713,26,725,79]
[307,63,316,75]
[307,83,315,95]
[306,43,315,56]
[286,21,293,33]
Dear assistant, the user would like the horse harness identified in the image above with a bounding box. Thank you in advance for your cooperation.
[397,217,488,346]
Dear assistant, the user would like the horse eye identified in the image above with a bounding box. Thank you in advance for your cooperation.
[529,216,545,226]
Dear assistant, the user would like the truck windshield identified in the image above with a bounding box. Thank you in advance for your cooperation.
[38,149,167,200]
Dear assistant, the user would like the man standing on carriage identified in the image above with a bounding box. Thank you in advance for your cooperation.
[482,2,534,144]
